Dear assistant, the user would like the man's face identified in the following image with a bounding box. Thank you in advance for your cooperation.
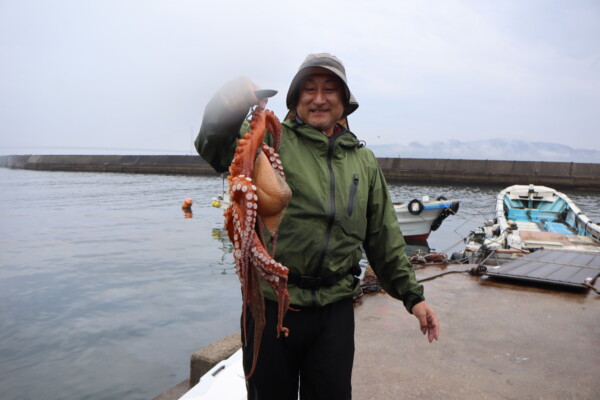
[296,74,345,136]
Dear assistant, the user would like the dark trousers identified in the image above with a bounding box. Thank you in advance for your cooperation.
[242,298,355,400]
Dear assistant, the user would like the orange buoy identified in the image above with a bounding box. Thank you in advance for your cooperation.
[182,198,193,209]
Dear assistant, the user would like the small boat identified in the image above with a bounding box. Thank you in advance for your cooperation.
[179,348,246,400]
[463,184,600,264]
[212,175,459,240]
[394,196,460,241]
[213,192,459,241]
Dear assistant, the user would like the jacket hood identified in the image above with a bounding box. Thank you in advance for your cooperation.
[286,53,359,118]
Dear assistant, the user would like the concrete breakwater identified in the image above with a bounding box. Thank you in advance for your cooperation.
[1,155,599,191]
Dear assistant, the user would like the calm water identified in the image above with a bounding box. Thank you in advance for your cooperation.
[1,168,599,400]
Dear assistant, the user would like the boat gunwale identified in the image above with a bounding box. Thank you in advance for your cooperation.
[496,184,600,244]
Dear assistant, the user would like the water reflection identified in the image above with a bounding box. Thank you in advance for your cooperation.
[211,227,235,274]
[405,239,430,255]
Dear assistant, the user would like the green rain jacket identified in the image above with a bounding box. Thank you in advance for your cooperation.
[196,97,425,312]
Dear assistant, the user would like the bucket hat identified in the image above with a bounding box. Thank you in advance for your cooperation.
[286,53,359,117]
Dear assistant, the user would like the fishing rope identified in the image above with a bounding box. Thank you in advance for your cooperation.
[417,265,488,283]
[439,237,467,256]
[583,281,600,294]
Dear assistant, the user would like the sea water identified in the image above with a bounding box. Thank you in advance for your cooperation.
[1,168,598,400]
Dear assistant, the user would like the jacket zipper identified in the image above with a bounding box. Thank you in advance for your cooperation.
[311,134,339,305]
[347,173,359,216]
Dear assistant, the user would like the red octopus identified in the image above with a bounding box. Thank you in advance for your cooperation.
[224,105,292,377]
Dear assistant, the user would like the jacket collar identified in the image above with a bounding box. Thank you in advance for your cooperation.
[285,118,360,148]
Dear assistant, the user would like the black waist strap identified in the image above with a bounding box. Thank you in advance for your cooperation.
[288,265,361,290]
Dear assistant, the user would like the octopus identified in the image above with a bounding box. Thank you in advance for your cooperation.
[224,104,292,378]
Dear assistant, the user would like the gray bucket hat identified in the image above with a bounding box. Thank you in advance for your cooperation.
[286,53,359,116]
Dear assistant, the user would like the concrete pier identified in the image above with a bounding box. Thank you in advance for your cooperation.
[155,265,600,399]
[351,269,599,399]
[2,155,599,191]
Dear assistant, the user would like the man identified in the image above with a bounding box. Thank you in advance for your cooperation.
[196,53,439,400]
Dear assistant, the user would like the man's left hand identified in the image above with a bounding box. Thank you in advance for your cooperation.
[411,301,440,343]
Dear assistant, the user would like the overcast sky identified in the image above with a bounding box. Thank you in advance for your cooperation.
[1,0,599,160]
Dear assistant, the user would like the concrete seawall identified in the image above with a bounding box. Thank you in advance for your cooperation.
[2,155,599,191]
[0,154,216,175]
[377,157,600,190]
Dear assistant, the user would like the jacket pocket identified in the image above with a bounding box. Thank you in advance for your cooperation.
[346,173,359,216]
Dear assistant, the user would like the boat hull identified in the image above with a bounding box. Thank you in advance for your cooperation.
[179,349,245,399]
[463,184,600,264]
[215,190,460,242]
[395,198,459,241]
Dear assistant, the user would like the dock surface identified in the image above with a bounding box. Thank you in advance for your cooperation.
[159,266,599,399]
[352,267,599,399]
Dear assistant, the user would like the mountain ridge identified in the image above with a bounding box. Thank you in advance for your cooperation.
[366,139,600,163]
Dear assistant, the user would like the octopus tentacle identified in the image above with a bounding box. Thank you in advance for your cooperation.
[226,175,259,343]
[249,233,290,337]
[224,106,291,379]
[265,110,282,151]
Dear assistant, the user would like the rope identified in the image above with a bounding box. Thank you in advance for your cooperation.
[583,281,600,295]
[439,237,467,255]
[360,280,383,294]
[417,265,488,283]
[417,270,470,282]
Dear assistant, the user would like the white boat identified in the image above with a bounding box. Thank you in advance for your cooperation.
[213,192,459,242]
[394,196,459,241]
[463,184,600,264]
[179,348,246,400]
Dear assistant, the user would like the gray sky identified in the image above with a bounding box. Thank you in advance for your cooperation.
[1,0,599,160]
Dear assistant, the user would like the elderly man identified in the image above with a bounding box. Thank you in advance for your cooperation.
[196,53,439,400]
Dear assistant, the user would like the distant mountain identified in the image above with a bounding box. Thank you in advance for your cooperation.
[367,139,600,163]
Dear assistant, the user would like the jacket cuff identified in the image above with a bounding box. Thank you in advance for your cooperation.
[404,293,425,314]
